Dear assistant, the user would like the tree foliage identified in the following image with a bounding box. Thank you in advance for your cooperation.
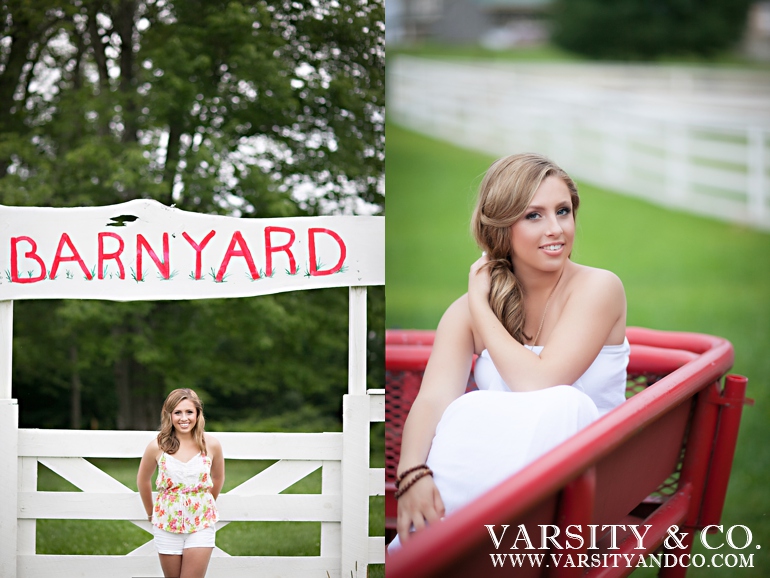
[550,0,752,60]
[14,288,385,431]
[1,0,384,430]
[1,0,384,211]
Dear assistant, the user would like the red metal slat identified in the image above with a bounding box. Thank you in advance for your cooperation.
[677,383,722,526]
[385,344,432,371]
[554,467,597,578]
[393,496,561,578]
[592,401,692,529]
[698,375,751,527]
[625,327,723,355]
[585,484,693,578]
[627,345,698,376]
[385,329,436,346]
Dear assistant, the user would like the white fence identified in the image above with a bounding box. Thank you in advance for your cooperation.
[389,56,770,230]
[0,202,385,578]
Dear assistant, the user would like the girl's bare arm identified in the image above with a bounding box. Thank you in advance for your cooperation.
[137,439,159,519]
[207,434,225,500]
[396,297,475,543]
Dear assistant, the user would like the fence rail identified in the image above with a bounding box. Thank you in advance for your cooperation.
[389,56,770,230]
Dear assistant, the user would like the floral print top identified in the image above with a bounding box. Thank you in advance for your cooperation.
[152,451,218,533]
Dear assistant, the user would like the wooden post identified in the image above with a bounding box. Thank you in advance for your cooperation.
[0,398,19,577]
[748,127,766,228]
[341,286,370,575]
[0,301,16,574]
[665,122,688,203]
[340,394,370,578]
[18,457,37,557]
[321,460,342,561]
[0,300,12,400]
[348,287,367,396]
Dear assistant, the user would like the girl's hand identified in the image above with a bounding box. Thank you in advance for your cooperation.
[468,253,491,309]
[396,474,445,544]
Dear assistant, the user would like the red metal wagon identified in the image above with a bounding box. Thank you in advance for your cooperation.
[385,327,750,577]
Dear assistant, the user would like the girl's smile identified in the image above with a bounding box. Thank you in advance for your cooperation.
[540,242,565,256]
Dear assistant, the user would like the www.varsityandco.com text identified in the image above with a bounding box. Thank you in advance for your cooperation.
[485,524,759,570]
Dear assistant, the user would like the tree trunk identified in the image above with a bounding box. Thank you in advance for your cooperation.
[113,326,132,429]
[70,344,82,429]
[164,121,183,205]
[128,359,165,430]
[113,320,165,430]
[116,0,138,144]
[87,2,111,95]
[0,10,34,175]
[87,1,112,137]
[64,24,86,150]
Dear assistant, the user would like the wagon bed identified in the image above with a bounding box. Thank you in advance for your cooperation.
[385,327,750,577]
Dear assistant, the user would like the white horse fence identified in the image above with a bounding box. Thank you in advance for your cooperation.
[389,56,770,230]
[0,200,385,578]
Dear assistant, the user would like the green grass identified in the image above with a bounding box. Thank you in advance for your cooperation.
[35,453,384,577]
[388,42,586,63]
[385,122,770,576]
[388,42,770,70]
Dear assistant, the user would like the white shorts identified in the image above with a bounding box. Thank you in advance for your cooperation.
[152,525,216,555]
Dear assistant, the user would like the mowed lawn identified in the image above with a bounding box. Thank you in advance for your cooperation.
[386,122,770,576]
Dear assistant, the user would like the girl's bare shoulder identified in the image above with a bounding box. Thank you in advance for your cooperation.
[437,293,485,354]
[568,263,625,299]
[565,264,626,344]
[204,432,222,452]
[143,436,162,461]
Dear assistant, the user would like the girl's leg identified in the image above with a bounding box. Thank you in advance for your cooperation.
[158,553,183,577]
[179,547,214,578]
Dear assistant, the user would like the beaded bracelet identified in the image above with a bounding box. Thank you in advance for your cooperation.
[396,463,430,489]
[394,467,433,500]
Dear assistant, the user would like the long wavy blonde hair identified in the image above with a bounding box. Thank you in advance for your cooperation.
[157,388,208,456]
[471,153,579,344]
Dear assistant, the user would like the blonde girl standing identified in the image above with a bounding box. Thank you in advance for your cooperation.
[138,388,225,578]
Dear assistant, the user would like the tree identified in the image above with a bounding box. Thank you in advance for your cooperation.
[1,0,384,429]
[550,0,752,60]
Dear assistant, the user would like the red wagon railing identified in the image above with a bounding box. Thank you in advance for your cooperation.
[385,327,751,578]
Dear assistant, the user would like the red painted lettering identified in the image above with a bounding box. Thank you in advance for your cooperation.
[10,236,47,283]
[182,231,216,280]
[98,232,126,279]
[136,233,170,280]
[50,233,92,280]
[308,228,347,276]
[265,226,297,276]
[216,231,259,282]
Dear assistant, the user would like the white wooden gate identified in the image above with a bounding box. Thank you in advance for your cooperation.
[0,200,385,578]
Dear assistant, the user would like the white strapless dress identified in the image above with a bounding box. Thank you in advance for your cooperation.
[389,339,630,551]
